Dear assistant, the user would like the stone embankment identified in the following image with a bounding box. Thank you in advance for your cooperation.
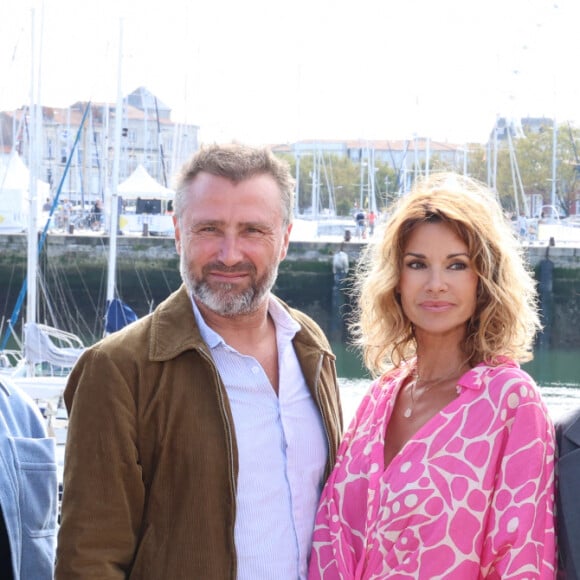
[1,234,579,347]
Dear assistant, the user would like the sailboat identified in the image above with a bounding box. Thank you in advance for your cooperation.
[1,18,137,420]
[0,125,86,411]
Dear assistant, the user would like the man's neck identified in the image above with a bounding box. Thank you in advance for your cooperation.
[195,299,272,348]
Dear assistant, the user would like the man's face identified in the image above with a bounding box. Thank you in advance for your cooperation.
[174,172,292,318]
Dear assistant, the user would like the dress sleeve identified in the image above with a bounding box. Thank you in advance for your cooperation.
[481,371,556,578]
[56,347,145,579]
[309,377,387,579]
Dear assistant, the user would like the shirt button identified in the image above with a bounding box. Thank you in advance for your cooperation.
[251,366,260,374]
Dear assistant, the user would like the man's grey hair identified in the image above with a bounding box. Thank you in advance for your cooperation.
[173,142,295,226]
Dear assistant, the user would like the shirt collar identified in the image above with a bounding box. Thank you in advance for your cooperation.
[458,358,520,391]
[189,293,300,350]
[403,357,519,392]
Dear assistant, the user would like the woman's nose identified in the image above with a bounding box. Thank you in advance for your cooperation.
[426,269,448,293]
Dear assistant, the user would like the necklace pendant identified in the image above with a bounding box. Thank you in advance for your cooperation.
[403,407,412,418]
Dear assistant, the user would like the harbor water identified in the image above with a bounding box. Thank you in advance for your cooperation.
[54,345,580,491]
[334,342,580,426]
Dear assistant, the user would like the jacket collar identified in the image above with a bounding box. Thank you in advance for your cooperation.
[563,412,580,448]
[149,285,207,362]
[147,285,333,363]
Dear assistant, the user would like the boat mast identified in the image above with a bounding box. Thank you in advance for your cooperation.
[294,147,300,217]
[107,19,123,304]
[551,116,558,211]
[26,7,42,375]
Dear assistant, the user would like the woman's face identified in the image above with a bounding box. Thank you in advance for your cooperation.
[398,221,478,341]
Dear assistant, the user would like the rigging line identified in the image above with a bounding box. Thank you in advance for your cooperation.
[48,255,92,341]
[52,263,78,331]
[0,263,18,319]
[0,101,92,350]
[92,263,108,340]
[65,263,95,341]
[506,127,528,215]
[133,266,153,308]
[92,121,102,181]
[75,261,102,321]
[37,266,60,330]
[154,97,168,187]
[93,234,109,334]
[160,268,174,296]
[41,259,67,331]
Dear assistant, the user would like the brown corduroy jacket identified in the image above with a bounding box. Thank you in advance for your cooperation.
[55,285,342,579]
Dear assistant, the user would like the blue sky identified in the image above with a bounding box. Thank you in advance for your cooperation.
[0,0,576,145]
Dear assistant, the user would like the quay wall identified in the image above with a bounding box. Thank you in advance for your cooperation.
[0,233,579,347]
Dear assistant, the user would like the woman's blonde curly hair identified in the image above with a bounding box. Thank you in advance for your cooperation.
[350,172,541,376]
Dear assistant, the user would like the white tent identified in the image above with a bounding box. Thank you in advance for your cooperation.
[0,151,50,233]
[117,164,174,201]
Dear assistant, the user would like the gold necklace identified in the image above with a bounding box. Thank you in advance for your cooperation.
[402,367,464,419]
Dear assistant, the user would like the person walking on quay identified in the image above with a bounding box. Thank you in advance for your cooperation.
[368,209,376,236]
[0,376,58,580]
[354,208,366,239]
[309,173,556,578]
[555,407,580,579]
[56,143,343,580]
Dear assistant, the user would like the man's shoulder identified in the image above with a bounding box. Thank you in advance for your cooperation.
[554,406,580,452]
[555,406,580,430]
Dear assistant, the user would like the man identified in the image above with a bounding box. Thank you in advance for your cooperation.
[60,199,72,233]
[56,143,342,579]
[354,208,366,238]
[516,211,528,241]
[332,244,349,286]
[555,408,580,579]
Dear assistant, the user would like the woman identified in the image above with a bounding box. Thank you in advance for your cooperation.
[0,376,58,579]
[309,173,556,578]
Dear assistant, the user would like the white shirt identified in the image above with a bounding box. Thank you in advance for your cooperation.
[332,251,349,274]
[191,296,328,579]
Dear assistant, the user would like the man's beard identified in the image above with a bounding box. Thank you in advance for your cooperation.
[180,253,279,317]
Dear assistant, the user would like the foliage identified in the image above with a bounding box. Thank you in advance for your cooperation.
[276,125,580,219]
[466,122,580,216]
[278,152,396,217]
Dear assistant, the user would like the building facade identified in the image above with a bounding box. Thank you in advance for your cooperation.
[0,87,199,204]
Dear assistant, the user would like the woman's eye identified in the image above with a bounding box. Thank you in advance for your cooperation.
[449,262,468,270]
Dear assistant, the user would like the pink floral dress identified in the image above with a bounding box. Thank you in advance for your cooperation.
[309,359,556,579]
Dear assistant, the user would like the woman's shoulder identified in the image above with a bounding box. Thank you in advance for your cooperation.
[473,357,535,385]
[470,358,549,417]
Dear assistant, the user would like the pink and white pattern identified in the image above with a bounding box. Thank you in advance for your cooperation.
[309,359,556,579]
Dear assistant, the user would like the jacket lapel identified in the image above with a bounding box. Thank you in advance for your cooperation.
[559,417,580,577]
[564,417,580,448]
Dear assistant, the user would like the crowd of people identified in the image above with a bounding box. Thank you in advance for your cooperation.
[352,207,377,239]
[1,143,578,579]
[41,198,104,232]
